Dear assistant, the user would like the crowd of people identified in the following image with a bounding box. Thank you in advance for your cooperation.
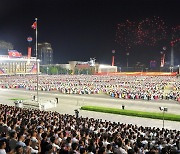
[0,104,180,154]
[0,75,179,102]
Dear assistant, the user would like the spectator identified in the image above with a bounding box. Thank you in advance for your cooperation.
[16,133,26,147]
[0,104,180,154]
[9,132,17,151]
[0,140,6,154]
[24,139,38,154]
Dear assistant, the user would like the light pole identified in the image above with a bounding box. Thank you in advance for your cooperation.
[112,50,115,66]
[126,52,129,71]
[159,107,168,129]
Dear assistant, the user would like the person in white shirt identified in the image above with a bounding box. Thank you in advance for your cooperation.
[25,139,39,154]
[31,130,39,150]
[103,136,110,147]
[114,139,127,154]
[0,141,6,154]
[50,136,60,151]
[72,133,79,143]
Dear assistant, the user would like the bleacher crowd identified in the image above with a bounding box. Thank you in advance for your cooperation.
[0,104,180,154]
[0,75,179,102]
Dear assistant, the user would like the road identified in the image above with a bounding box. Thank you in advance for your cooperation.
[0,88,180,130]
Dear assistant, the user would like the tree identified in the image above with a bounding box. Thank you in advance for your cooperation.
[40,66,46,74]
[49,66,58,75]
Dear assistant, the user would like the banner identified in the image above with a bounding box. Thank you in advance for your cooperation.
[29,63,37,73]
[0,68,5,74]
[8,50,22,58]
[95,72,177,76]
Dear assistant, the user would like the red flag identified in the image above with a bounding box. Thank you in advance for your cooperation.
[31,21,37,29]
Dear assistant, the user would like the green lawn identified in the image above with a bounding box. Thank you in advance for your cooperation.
[9,98,26,101]
[81,106,180,122]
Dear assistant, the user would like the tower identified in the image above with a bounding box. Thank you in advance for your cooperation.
[170,46,174,67]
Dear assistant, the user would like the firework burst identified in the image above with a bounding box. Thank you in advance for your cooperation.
[136,16,167,46]
[115,20,137,51]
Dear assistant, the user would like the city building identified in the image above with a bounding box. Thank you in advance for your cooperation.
[41,58,117,74]
[38,42,53,65]
[96,64,117,73]
[68,59,117,74]
[0,52,40,75]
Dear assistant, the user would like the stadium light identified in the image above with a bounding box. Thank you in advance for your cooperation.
[159,107,168,129]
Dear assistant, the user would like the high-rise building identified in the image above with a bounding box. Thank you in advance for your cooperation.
[38,42,53,65]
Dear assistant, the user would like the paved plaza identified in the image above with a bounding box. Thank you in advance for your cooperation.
[0,88,180,130]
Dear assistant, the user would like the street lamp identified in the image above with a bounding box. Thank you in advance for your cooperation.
[159,107,168,129]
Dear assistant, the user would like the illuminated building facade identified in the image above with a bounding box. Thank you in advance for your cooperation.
[0,55,40,75]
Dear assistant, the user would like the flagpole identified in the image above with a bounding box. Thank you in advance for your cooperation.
[35,18,39,104]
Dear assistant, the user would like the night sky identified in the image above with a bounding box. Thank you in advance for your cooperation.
[0,0,179,66]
